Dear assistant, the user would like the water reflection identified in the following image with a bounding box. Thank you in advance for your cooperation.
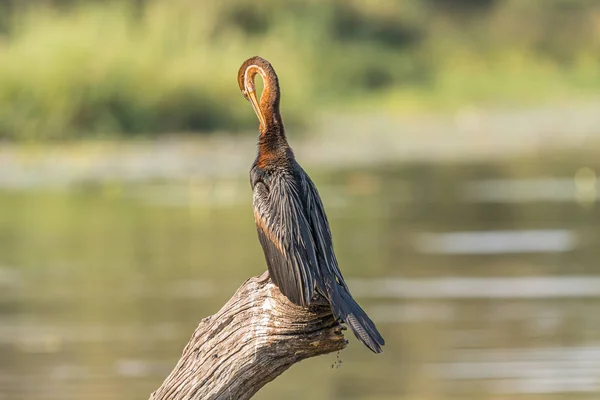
[0,156,599,399]
[415,229,577,254]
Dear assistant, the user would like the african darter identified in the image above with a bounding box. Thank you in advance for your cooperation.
[237,56,385,353]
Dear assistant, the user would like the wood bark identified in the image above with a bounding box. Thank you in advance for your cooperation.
[149,271,347,400]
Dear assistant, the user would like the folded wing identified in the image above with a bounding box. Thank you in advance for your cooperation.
[253,172,318,307]
[300,171,385,353]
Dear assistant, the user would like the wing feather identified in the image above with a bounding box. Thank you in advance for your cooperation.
[300,172,347,290]
[299,169,385,352]
[253,172,317,306]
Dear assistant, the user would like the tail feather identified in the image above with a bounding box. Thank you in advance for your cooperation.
[327,284,385,353]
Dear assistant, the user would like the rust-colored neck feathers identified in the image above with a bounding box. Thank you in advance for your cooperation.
[237,56,289,167]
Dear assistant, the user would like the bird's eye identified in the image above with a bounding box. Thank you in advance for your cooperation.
[242,89,248,98]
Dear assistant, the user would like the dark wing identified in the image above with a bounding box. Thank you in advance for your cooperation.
[300,170,385,353]
[299,171,347,290]
[253,170,318,307]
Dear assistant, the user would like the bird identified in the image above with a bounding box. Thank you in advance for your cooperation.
[237,56,385,353]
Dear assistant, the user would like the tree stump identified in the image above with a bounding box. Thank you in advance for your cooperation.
[149,271,347,400]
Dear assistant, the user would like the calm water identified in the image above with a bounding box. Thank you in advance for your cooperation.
[1,154,600,400]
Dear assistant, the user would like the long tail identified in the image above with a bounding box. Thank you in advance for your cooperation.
[326,282,385,353]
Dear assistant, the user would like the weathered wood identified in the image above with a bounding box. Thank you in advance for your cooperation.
[149,271,347,400]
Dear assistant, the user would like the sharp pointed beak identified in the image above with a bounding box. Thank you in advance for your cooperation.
[246,88,267,130]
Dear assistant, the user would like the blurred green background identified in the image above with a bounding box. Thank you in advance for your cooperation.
[1,1,600,400]
[0,0,599,139]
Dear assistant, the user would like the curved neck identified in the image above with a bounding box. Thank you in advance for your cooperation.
[253,68,289,161]
[257,71,284,137]
[238,57,290,162]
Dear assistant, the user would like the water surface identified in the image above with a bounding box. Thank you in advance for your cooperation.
[1,154,599,399]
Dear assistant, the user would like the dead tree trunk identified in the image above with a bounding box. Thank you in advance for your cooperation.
[149,271,347,400]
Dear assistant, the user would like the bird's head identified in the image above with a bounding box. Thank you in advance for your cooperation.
[237,56,280,131]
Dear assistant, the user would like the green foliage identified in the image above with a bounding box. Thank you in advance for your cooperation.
[0,0,599,139]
